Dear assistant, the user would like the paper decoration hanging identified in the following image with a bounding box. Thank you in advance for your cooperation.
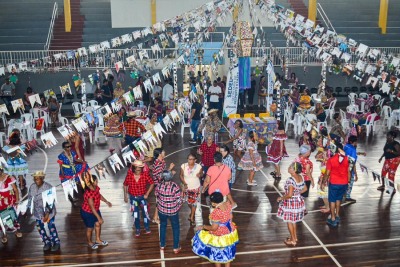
[359,163,368,175]
[43,89,56,100]
[132,86,143,99]
[142,130,158,149]
[57,124,76,140]
[42,187,57,211]
[169,109,180,122]
[111,100,122,112]
[172,63,178,100]
[72,117,89,133]
[372,171,381,183]
[151,44,161,56]
[111,37,122,47]
[126,55,137,65]
[0,67,5,76]
[61,179,78,201]
[121,33,133,44]
[6,64,16,73]
[163,115,173,130]
[108,153,124,173]
[100,41,111,50]
[98,104,112,117]
[28,94,42,108]
[59,83,72,97]
[18,61,28,71]
[94,162,108,179]
[161,66,170,79]
[153,122,166,139]
[16,198,32,216]
[77,47,87,56]
[122,149,136,165]
[41,132,58,148]
[132,31,141,40]
[122,91,134,105]
[138,50,149,61]
[4,146,27,157]
[114,61,123,73]
[0,155,8,168]
[11,99,24,113]
[385,178,395,195]
[0,104,9,115]
[143,79,153,93]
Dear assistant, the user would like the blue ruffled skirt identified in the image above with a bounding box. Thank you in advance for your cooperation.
[6,157,28,176]
[192,229,239,263]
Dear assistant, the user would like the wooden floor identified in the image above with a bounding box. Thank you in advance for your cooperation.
[2,123,400,267]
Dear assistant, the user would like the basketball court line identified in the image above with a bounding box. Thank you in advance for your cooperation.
[56,236,400,267]
[259,168,342,267]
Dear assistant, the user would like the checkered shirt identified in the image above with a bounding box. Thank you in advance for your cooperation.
[199,142,218,167]
[155,181,183,215]
[123,168,154,196]
[81,186,101,213]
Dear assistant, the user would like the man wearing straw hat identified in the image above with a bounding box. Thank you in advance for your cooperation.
[123,160,154,237]
[28,171,60,252]
[119,111,146,145]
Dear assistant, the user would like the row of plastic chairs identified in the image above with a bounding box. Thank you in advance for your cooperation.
[228,113,270,119]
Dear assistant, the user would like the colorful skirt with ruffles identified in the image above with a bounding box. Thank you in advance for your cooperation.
[192,225,239,263]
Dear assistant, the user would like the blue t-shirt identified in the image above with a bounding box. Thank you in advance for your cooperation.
[344,143,357,163]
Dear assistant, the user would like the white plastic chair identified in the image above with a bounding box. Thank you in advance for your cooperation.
[0,132,7,147]
[60,117,69,126]
[58,103,63,122]
[324,99,337,120]
[133,110,145,117]
[21,113,33,125]
[359,93,368,99]
[372,94,382,102]
[346,105,359,113]
[0,113,7,128]
[72,102,82,116]
[339,109,351,132]
[380,106,392,129]
[180,112,193,138]
[378,98,385,109]
[362,113,377,136]
[95,115,107,143]
[88,100,98,107]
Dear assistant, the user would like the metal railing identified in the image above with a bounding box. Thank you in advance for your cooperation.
[44,2,59,51]
[317,3,336,34]
[1,47,400,71]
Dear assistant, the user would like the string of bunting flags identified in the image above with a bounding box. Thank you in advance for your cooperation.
[256,0,400,94]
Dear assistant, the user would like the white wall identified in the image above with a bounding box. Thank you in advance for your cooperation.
[111,0,273,28]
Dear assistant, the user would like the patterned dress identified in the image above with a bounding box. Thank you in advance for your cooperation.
[4,145,29,176]
[233,128,246,151]
[277,177,306,223]
[238,141,263,171]
[58,151,89,182]
[192,203,239,263]
[0,175,19,231]
[266,133,289,164]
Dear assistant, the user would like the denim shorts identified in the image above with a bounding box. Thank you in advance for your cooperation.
[81,209,101,228]
[328,184,348,202]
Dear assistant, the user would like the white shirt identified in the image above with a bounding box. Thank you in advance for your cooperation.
[162,84,174,102]
[208,85,221,103]
[152,85,162,99]
[181,163,202,190]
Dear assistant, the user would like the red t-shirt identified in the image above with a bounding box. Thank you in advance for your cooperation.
[81,186,101,213]
[326,154,349,185]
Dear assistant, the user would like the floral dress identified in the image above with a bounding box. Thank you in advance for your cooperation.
[233,128,246,151]
[58,151,89,182]
[266,133,289,164]
[192,203,239,263]
[277,177,306,223]
[238,141,263,171]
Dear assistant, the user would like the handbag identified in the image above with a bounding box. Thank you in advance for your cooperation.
[203,165,225,197]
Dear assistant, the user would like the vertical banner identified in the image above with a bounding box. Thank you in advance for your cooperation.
[266,60,275,112]
[173,63,178,101]
[238,57,250,89]
[223,67,239,118]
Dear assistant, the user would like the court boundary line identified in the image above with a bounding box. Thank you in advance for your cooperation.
[56,236,400,267]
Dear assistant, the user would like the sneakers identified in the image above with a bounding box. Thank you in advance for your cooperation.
[189,139,197,144]
[173,247,182,254]
[345,198,357,203]
[51,243,60,252]
[145,230,151,235]
[43,243,51,252]
[135,229,141,237]
[326,218,338,227]
[247,180,257,186]
[232,203,238,209]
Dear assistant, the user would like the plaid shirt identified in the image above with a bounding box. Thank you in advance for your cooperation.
[222,154,236,184]
[152,158,166,185]
[199,142,218,167]
[124,168,154,196]
[119,118,146,137]
[155,181,182,215]
[81,186,101,213]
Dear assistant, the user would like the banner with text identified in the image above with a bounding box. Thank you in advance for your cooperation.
[223,66,239,118]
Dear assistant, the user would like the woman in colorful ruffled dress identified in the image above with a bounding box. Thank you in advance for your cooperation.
[266,121,288,180]
[0,166,22,243]
[277,162,307,247]
[192,192,238,267]
[4,131,29,191]
[224,119,246,161]
[238,131,263,186]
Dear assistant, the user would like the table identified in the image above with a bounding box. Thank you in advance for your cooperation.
[227,117,277,145]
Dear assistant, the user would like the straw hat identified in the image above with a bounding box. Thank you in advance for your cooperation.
[127,111,137,117]
[208,109,219,114]
[32,170,46,177]
[132,160,145,168]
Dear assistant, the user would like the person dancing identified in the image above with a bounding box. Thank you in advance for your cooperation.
[266,121,289,180]
[277,162,307,247]
[224,119,246,161]
[238,131,263,186]
[378,131,400,195]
